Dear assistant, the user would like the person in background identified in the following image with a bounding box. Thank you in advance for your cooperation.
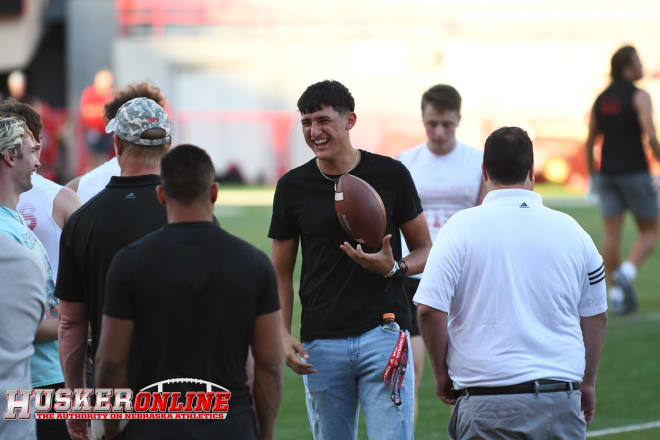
[80,69,114,170]
[586,45,660,314]
[397,84,484,427]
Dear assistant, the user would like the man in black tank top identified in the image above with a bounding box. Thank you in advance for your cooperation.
[586,45,660,314]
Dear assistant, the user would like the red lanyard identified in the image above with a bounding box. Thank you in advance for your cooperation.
[383,331,408,406]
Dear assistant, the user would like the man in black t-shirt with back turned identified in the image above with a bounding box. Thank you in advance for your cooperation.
[269,80,432,440]
[56,98,171,439]
[96,144,282,439]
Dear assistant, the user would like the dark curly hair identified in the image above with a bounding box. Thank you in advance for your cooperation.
[297,80,355,115]
[104,82,166,122]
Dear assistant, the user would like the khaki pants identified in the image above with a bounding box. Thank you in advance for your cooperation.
[449,390,586,439]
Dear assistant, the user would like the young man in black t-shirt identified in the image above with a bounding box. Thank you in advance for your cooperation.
[56,98,171,439]
[586,45,660,314]
[269,80,431,440]
[96,145,282,440]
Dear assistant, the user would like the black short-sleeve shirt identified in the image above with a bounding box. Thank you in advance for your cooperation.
[104,222,279,412]
[268,150,423,341]
[55,175,167,357]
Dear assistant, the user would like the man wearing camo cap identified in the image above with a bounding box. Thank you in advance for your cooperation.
[56,97,171,440]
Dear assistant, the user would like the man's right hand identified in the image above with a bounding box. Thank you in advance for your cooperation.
[282,332,316,375]
[580,383,596,427]
[434,371,457,405]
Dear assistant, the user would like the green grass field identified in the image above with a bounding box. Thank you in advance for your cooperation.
[214,187,660,439]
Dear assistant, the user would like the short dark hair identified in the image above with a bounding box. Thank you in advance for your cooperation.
[483,127,534,185]
[0,98,42,140]
[610,45,637,81]
[104,82,166,122]
[421,84,461,113]
[297,80,355,115]
[160,144,215,204]
[119,139,169,167]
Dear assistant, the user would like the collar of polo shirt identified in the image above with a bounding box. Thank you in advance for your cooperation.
[482,188,542,205]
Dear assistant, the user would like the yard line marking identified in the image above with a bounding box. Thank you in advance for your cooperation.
[587,420,660,437]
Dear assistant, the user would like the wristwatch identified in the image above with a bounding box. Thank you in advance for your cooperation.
[384,259,408,278]
[384,260,400,278]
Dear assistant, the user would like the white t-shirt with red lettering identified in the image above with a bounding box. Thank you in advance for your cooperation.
[18,173,63,276]
[398,141,483,278]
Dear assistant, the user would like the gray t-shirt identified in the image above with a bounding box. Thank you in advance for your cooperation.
[0,234,45,439]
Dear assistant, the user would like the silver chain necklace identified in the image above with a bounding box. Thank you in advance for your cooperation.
[316,149,361,191]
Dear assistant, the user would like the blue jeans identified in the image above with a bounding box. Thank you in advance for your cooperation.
[302,326,415,440]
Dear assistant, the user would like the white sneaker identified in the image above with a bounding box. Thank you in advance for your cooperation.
[611,269,639,314]
[607,285,625,314]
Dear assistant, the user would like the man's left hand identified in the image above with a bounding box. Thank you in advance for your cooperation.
[340,234,395,276]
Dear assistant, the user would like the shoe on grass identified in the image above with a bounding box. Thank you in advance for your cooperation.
[612,269,639,314]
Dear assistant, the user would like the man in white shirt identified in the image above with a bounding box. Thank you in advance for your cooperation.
[415,127,607,439]
[398,84,483,425]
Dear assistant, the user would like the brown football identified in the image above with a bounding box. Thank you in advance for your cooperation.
[335,174,387,248]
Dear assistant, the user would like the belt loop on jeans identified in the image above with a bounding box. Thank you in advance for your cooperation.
[533,380,540,397]
[567,381,573,397]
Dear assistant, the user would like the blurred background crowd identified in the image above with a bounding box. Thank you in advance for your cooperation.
[1,0,659,188]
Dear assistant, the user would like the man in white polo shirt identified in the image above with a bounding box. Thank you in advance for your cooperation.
[415,127,607,439]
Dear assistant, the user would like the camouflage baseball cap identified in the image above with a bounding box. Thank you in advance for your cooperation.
[105,97,171,146]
